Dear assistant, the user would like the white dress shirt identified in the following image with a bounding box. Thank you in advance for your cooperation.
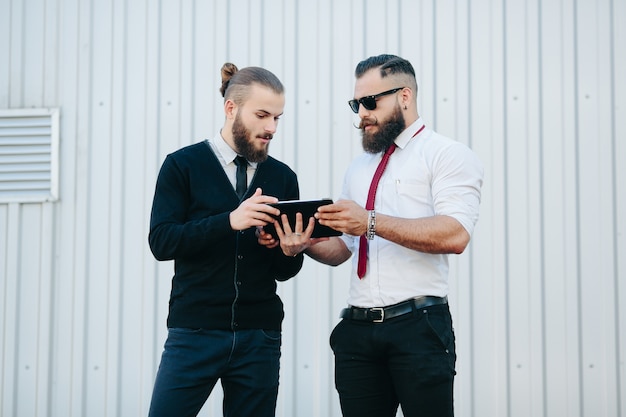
[339,118,484,308]
[207,132,257,189]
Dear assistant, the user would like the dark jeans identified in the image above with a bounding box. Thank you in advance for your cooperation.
[330,303,456,417]
[148,328,281,417]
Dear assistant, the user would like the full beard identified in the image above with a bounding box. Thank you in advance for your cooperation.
[232,114,271,163]
[359,104,406,154]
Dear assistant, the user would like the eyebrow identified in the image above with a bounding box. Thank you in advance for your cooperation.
[256,109,284,117]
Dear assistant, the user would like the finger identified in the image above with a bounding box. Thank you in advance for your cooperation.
[314,208,340,220]
[247,197,279,209]
[257,236,275,246]
[315,211,334,222]
[303,216,316,238]
[273,219,286,240]
[257,229,274,241]
[280,214,293,235]
[294,212,304,234]
[248,210,279,226]
[261,228,279,243]
[265,240,280,249]
[316,203,341,213]
[257,227,280,249]
[317,217,340,229]
[254,202,280,217]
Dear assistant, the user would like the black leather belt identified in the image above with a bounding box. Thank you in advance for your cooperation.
[340,296,448,323]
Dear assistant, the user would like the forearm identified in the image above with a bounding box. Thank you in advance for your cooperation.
[374,214,470,254]
[272,250,305,281]
[149,212,233,260]
[304,237,352,266]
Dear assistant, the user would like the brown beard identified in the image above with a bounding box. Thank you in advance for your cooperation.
[232,113,271,163]
[360,104,406,154]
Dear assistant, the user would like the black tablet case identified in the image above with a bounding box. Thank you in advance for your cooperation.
[264,199,343,239]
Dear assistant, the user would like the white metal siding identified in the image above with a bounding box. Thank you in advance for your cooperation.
[0,0,625,416]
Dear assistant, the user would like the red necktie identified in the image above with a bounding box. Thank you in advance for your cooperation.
[357,125,425,278]
[357,144,397,278]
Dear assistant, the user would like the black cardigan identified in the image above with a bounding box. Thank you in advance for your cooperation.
[149,142,304,331]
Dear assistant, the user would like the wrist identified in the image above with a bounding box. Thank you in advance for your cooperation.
[366,210,376,240]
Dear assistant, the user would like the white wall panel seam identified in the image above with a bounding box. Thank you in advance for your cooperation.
[537,0,548,417]
[2,203,20,417]
[572,0,587,415]
[608,1,623,415]
[501,0,512,415]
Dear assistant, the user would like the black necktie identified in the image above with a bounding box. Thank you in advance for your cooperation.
[234,156,248,199]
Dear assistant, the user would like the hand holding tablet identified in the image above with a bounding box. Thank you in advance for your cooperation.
[264,199,343,239]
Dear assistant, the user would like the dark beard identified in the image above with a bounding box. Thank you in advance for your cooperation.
[232,114,270,163]
[360,105,406,154]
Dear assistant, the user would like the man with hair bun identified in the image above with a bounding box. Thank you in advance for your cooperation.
[147,63,304,417]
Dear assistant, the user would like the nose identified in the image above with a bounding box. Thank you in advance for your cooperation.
[357,104,370,118]
[265,119,278,134]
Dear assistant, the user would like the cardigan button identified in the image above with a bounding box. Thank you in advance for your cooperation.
[237,255,243,260]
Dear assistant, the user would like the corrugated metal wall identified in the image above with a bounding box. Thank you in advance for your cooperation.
[1,0,624,416]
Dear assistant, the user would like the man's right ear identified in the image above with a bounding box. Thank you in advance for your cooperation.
[224,99,237,119]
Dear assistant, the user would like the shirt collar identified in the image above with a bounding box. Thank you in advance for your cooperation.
[210,131,258,168]
[394,118,426,150]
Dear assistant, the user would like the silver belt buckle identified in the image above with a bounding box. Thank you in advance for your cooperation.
[370,307,385,322]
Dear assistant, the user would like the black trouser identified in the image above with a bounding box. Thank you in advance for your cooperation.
[330,303,456,417]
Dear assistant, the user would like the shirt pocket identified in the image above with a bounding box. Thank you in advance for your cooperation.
[393,179,434,217]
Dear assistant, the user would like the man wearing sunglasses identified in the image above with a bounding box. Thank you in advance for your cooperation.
[266,54,483,416]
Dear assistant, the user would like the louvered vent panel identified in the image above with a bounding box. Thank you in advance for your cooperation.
[0,108,59,202]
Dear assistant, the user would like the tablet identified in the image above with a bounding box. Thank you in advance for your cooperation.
[264,199,343,239]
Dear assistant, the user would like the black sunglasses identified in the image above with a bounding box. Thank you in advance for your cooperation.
[348,87,405,113]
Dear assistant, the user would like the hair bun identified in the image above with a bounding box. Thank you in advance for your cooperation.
[220,62,239,97]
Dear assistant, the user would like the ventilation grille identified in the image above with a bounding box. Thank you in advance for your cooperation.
[0,108,59,202]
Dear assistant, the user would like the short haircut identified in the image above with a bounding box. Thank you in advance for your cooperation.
[354,54,418,95]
